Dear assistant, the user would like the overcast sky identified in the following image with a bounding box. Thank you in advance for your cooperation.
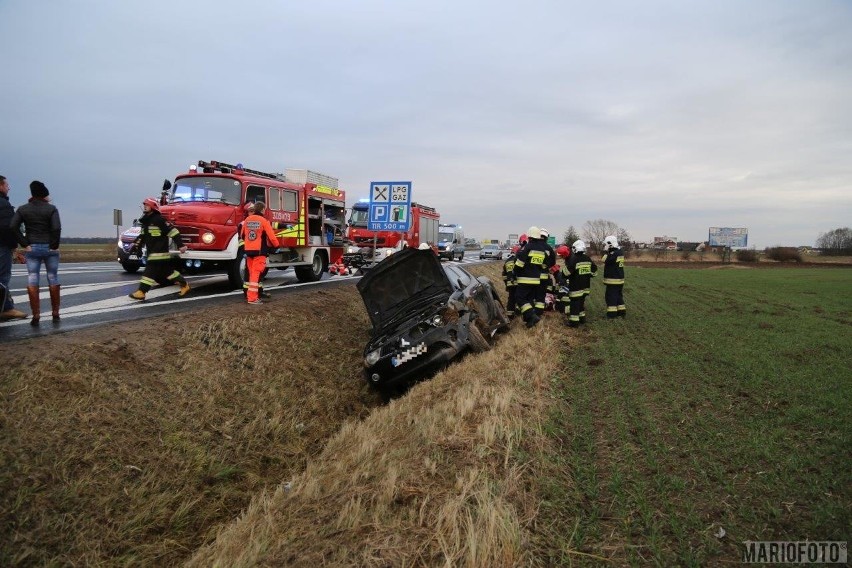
[1,0,850,247]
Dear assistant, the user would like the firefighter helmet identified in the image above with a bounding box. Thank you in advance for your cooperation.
[556,244,570,257]
[142,198,159,212]
[418,242,431,250]
[540,228,549,238]
[519,233,527,244]
[604,235,619,250]
[527,226,542,240]
[511,245,520,254]
[572,239,586,254]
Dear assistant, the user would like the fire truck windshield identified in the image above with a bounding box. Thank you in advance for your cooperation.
[349,205,369,227]
[171,176,242,205]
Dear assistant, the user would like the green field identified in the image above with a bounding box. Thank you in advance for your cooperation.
[535,267,852,565]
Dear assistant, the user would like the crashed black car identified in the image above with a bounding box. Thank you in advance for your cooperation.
[356,247,509,391]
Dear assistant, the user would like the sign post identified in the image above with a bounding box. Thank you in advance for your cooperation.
[113,209,123,241]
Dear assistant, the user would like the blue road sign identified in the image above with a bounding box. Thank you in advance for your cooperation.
[369,181,412,231]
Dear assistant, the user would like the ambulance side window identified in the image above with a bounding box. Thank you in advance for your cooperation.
[282,190,298,211]
[245,185,265,205]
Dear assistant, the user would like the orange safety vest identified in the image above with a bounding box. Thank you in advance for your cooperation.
[241,214,281,256]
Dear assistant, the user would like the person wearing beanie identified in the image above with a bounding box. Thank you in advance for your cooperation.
[10,180,63,325]
[0,175,28,319]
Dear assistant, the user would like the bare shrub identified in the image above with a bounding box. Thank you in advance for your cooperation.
[765,247,802,262]
[680,250,692,261]
[735,249,759,262]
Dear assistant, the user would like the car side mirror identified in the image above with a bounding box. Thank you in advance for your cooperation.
[162,179,172,191]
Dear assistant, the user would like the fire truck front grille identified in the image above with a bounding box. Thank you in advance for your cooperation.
[175,226,201,244]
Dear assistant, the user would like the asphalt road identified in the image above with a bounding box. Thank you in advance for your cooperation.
[1,257,488,341]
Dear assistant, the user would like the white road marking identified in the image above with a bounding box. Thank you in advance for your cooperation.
[0,274,361,327]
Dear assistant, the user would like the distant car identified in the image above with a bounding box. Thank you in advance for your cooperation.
[479,244,503,260]
[356,247,509,392]
[116,221,146,273]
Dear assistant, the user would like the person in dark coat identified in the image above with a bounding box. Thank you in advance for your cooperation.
[0,175,27,319]
[10,181,62,325]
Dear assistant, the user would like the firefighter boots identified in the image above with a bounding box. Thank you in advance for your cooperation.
[129,290,146,301]
[178,281,191,296]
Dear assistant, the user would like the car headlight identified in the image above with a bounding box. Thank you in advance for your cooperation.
[201,231,215,244]
[365,349,381,366]
[430,314,443,326]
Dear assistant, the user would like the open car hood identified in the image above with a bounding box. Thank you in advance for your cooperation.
[356,248,454,330]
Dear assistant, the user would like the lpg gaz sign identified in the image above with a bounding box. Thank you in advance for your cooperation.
[369,181,412,231]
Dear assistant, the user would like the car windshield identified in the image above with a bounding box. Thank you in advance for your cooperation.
[483,245,498,251]
[171,176,242,205]
[349,206,369,227]
[438,229,455,240]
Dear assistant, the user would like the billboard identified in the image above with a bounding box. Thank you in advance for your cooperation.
[709,227,748,248]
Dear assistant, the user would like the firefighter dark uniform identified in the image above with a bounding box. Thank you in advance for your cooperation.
[602,244,626,318]
[129,198,189,300]
[241,202,280,304]
[513,230,549,328]
[536,239,556,315]
[501,249,518,318]
[563,247,597,327]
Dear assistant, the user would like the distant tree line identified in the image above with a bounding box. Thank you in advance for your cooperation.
[816,227,852,256]
[563,220,633,253]
[63,237,114,244]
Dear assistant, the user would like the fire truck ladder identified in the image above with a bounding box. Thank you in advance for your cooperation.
[198,160,285,181]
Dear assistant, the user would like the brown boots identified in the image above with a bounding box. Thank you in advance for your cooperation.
[49,285,60,321]
[27,285,60,326]
[27,286,39,326]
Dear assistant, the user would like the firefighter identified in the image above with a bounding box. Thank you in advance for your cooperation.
[129,198,190,300]
[501,245,520,318]
[563,239,597,327]
[602,235,626,318]
[513,226,550,328]
[241,201,280,305]
[554,244,571,316]
[536,228,556,315]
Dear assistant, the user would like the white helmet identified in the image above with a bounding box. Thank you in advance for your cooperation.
[527,226,542,240]
[540,228,549,238]
[604,235,619,250]
[571,239,586,254]
[418,242,431,250]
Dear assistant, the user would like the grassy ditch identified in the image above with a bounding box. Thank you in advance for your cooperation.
[0,286,382,566]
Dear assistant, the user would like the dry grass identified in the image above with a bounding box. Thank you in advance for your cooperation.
[0,286,381,566]
[187,307,567,567]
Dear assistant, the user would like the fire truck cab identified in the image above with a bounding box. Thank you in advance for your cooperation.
[161,160,347,288]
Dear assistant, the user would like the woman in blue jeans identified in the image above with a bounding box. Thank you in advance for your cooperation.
[10,180,62,325]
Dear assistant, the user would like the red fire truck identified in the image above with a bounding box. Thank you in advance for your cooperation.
[160,160,347,288]
[347,201,440,250]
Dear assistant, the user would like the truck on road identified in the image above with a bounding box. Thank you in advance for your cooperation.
[160,160,347,288]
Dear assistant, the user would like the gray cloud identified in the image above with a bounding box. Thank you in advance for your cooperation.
[1,0,850,247]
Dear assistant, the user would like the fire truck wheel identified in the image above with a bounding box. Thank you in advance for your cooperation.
[227,248,246,290]
[295,251,328,283]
